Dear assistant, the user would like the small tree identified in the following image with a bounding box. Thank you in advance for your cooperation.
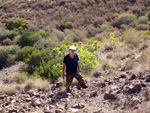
[108,32,122,64]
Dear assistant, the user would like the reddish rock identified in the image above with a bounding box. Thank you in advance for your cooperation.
[128,81,142,93]
[119,74,127,78]
[145,76,150,82]
[130,74,136,80]
[89,91,98,97]
[104,91,119,100]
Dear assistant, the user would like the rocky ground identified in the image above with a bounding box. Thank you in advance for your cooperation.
[0,46,150,113]
[1,67,150,113]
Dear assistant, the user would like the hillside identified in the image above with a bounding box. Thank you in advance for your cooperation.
[0,0,150,29]
[1,0,150,113]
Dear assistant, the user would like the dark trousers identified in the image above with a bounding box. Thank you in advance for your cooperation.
[66,72,87,90]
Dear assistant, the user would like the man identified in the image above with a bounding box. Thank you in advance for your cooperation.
[62,45,88,92]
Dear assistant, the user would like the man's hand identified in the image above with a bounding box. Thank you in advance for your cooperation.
[62,72,65,78]
[77,61,81,72]
[79,69,81,72]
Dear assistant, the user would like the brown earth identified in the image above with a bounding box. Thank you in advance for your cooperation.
[1,67,150,113]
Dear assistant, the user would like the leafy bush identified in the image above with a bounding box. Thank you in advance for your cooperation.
[146,11,150,20]
[15,46,36,61]
[36,38,51,48]
[0,27,18,41]
[28,48,51,66]
[52,41,73,57]
[2,38,12,45]
[52,40,101,73]
[97,23,109,33]
[59,20,72,31]
[136,24,149,30]
[43,23,56,33]
[32,58,63,83]
[138,16,148,24]
[6,18,27,31]
[15,44,61,82]
[0,49,9,68]
[83,39,101,52]
[15,40,101,82]
[39,32,52,39]
[86,25,97,37]
[0,45,20,68]
[18,32,41,47]
[116,13,137,27]
[0,45,20,54]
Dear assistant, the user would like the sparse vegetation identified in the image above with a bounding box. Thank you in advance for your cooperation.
[1,0,150,112]
[0,75,49,94]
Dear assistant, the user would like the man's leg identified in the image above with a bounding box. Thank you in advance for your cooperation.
[75,72,88,88]
[66,73,74,91]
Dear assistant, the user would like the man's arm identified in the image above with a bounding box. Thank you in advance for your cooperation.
[62,63,66,78]
[77,61,81,72]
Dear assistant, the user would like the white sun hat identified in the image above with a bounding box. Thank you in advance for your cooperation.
[69,45,76,50]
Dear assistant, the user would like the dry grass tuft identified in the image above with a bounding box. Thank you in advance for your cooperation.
[18,78,50,92]
[0,84,16,95]
[0,74,50,94]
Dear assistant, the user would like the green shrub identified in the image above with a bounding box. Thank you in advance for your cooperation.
[116,13,137,27]
[0,45,20,54]
[0,45,20,68]
[0,28,18,41]
[39,32,52,39]
[15,40,101,82]
[138,16,148,24]
[15,73,28,84]
[44,23,56,33]
[136,24,149,30]
[145,30,150,36]
[36,38,51,48]
[15,44,62,82]
[97,23,109,33]
[52,40,100,73]
[32,58,62,83]
[146,11,150,20]
[83,39,101,52]
[86,25,97,37]
[0,49,9,68]
[15,46,37,62]
[28,48,51,66]
[6,18,27,31]
[18,32,41,47]
[2,38,12,45]
[59,20,72,31]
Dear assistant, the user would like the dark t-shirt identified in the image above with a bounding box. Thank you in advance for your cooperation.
[63,53,79,74]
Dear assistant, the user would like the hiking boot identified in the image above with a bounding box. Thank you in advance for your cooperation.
[82,85,88,89]
[66,88,71,93]
[76,85,81,90]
